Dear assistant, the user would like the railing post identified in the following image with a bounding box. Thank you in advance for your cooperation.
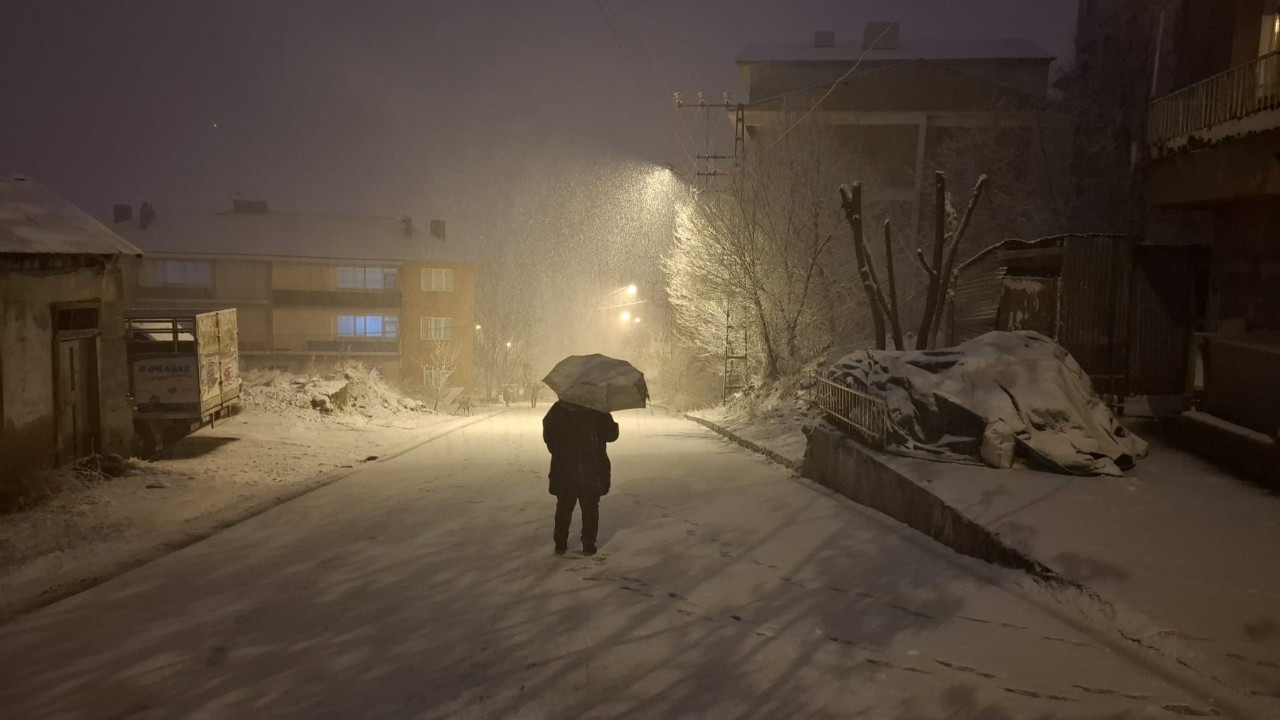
[1149,50,1280,148]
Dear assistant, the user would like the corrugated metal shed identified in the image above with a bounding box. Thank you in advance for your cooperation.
[1058,235,1130,389]
[949,242,1006,344]
[0,177,142,257]
[951,234,1195,400]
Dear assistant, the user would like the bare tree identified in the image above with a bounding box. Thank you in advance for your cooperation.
[663,116,854,385]
[415,339,460,412]
[474,264,542,402]
[840,171,988,351]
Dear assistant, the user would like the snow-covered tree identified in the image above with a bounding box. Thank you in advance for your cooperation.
[416,339,460,412]
[662,117,857,383]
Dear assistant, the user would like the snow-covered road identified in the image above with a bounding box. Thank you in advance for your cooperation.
[0,408,1222,718]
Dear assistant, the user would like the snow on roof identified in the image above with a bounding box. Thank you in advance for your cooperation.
[113,206,473,265]
[0,177,143,257]
[737,37,1054,64]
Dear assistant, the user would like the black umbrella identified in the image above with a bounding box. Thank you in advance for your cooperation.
[542,354,648,412]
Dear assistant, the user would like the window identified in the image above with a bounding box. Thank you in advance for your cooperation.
[420,316,454,340]
[1259,11,1280,99]
[337,315,398,338]
[1262,10,1280,56]
[140,260,213,288]
[421,267,456,292]
[55,305,100,331]
[337,266,398,290]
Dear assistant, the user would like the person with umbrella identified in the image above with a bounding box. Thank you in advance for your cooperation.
[541,354,647,556]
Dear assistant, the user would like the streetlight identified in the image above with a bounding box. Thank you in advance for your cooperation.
[475,324,481,331]
[626,283,637,296]
[620,311,631,322]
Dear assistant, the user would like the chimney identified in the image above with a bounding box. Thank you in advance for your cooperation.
[813,30,835,48]
[138,201,156,230]
[113,203,133,224]
[863,21,900,50]
[401,216,413,239]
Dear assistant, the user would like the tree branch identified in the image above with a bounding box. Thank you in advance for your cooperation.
[882,220,903,349]
[915,171,947,349]
[929,174,989,348]
[839,182,886,350]
[853,227,903,350]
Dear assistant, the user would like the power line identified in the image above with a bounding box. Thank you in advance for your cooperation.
[595,0,697,170]
[601,0,702,162]
[766,19,901,150]
[746,59,914,108]
[600,0,704,176]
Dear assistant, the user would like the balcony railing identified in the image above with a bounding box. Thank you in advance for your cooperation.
[810,375,889,449]
[1148,50,1280,148]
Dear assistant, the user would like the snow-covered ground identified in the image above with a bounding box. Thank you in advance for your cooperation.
[0,408,1230,718]
[692,385,815,465]
[698,389,1280,708]
[0,368,497,621]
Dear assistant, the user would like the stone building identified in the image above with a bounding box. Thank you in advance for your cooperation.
[0,176,141,499]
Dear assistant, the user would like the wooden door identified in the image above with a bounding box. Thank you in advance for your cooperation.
[55,336,100,464]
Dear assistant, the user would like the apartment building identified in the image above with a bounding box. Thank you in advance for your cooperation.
[115,200,475,389]
[736,23,1055,239]
[1067,0,1280,483]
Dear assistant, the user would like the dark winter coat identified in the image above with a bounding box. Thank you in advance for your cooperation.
[542,401,619,499]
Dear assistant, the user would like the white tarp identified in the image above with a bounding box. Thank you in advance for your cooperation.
[828,331,1147,476]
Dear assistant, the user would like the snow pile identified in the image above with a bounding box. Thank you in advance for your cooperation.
[697,376,820,464]
[828,331,1147,476]
[241,364,427,421]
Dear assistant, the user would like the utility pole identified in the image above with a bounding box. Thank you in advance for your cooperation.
[675,93,752,399]
[721,305,749,403]
[674,91,746,188]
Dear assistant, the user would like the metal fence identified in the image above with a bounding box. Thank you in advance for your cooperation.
[1148,50,1280,147]
[811,375,889,449]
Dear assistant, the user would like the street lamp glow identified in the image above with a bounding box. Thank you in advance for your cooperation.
[634,317,641,323]
[505,341,512,349]
[620,311,632,322]
[475,324,482,330]
[626,284,638,296]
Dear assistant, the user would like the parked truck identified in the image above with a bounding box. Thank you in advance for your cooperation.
[125,308,241,455]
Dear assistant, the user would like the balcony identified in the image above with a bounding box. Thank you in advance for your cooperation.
[1148,50,1280,155]
[271,288,401,308]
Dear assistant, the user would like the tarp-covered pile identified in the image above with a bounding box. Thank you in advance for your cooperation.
[827,331,1146,476]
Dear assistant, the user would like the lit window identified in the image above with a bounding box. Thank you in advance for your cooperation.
[420,316,454,340]
[337,314,398,338]
[421,268,456,292]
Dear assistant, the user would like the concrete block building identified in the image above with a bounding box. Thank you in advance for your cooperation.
[0,177,141,495]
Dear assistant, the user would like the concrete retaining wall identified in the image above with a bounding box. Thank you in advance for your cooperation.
[684,415,802,472]
[800,425,1067,584]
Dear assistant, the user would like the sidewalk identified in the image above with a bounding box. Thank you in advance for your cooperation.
[879,424,1280,699]
[691,411,1280,707]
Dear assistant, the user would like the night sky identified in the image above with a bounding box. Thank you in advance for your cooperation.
[1,0,1077,244]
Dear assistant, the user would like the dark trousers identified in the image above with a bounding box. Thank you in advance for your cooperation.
[554,494,599,548]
